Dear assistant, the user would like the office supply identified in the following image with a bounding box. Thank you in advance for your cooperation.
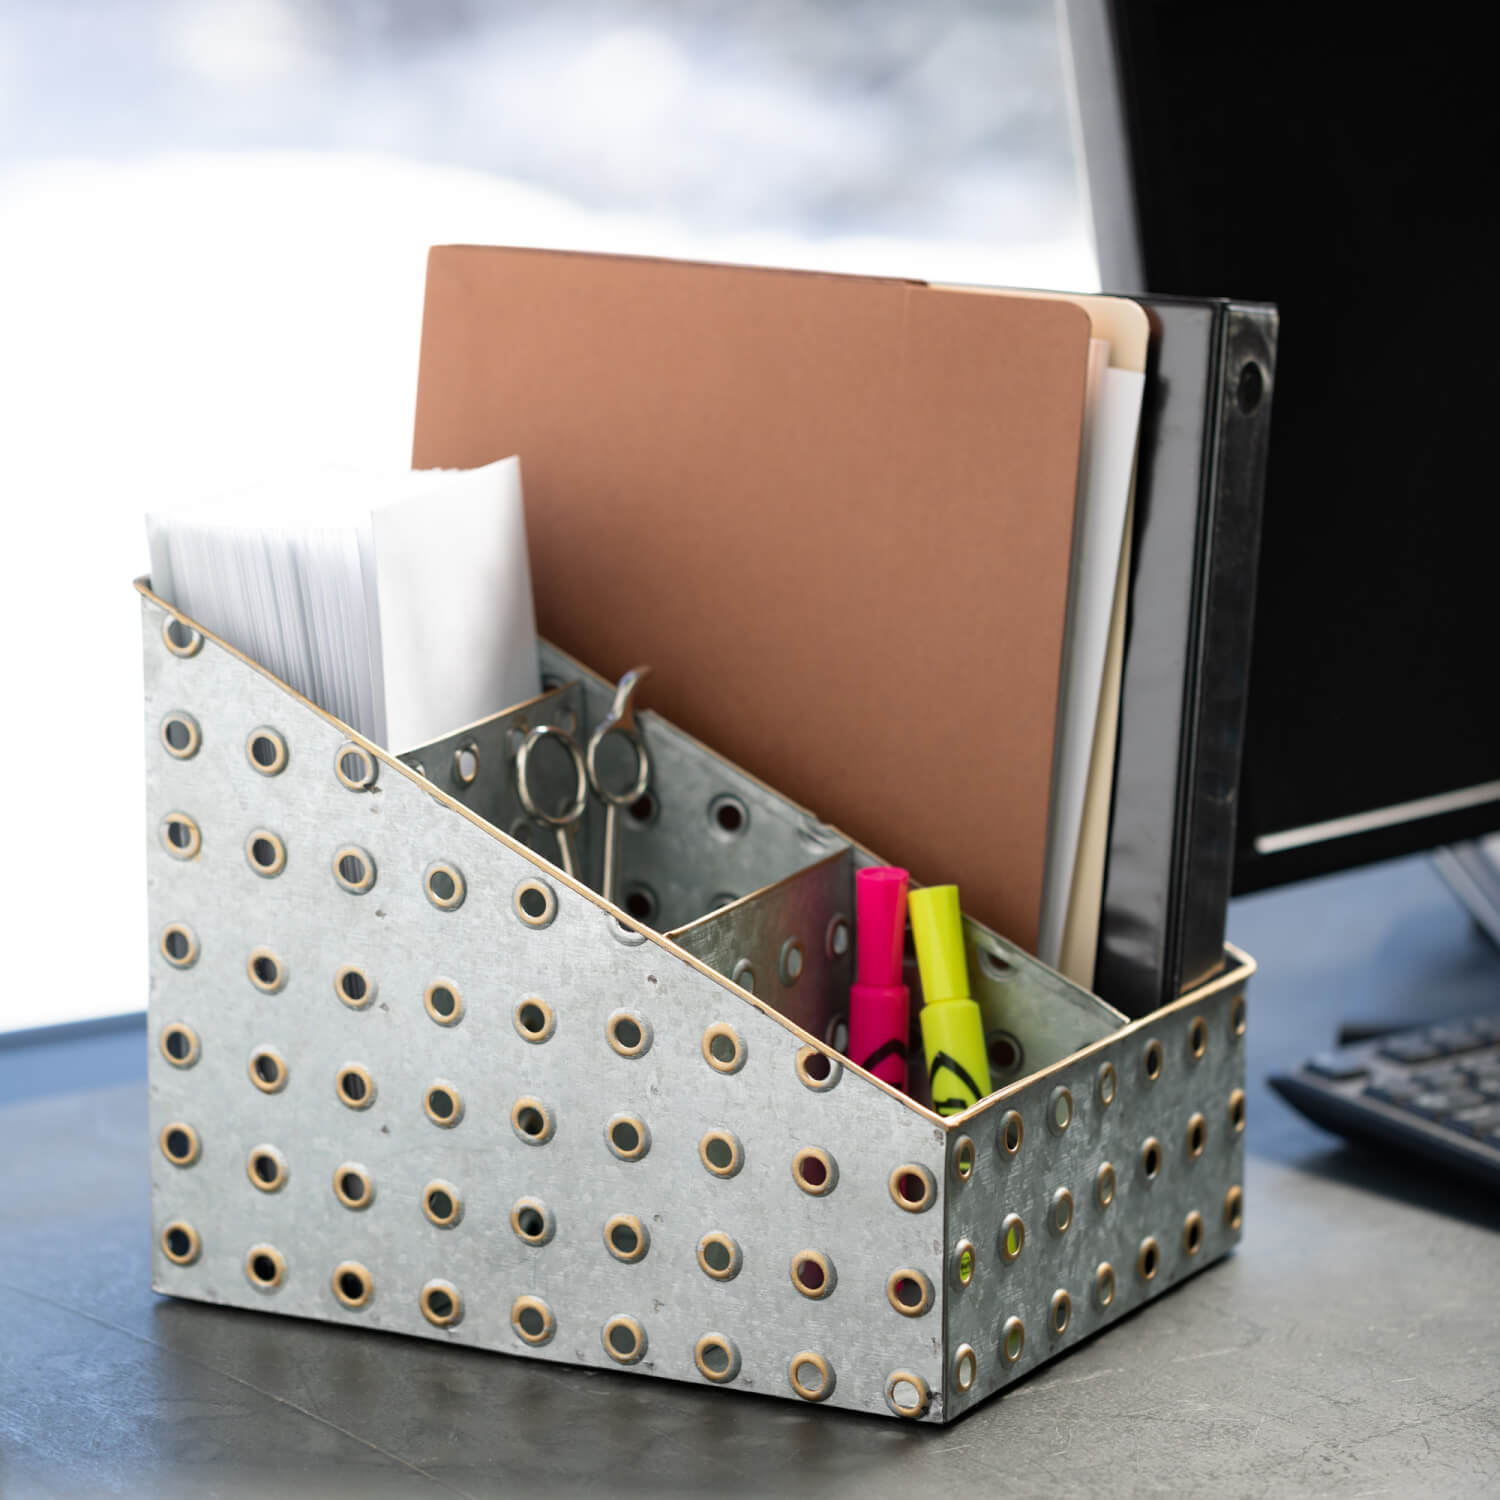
[585,667,652,909]
[146,459,539,751]
[908,885,993,1115]
[1271,1015,1500,1190]
[515,720,589,879]
[847,865,911,1091]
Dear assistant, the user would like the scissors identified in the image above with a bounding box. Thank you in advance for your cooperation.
[515,667,651,904]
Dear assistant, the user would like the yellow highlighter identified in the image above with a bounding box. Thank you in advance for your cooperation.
[907,885,992,1116]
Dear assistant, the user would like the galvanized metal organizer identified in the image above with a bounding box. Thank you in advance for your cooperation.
[140,577,1255,1423]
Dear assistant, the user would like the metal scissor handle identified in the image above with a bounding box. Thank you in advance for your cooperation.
[587,667,652,907]
[515,723,588,881]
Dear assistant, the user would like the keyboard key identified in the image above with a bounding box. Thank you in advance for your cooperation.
[1406,1089,1486,1117]
[1365,1079,1423,1106]
[1379,1036,1443,1064]
[1428,1025,1488,1056]
[1305,1053,1370,1081]
[1450,1104,1500,1136]
[1409,1067,1468,1091]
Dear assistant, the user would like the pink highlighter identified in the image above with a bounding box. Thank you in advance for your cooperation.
[847,866,911,1091]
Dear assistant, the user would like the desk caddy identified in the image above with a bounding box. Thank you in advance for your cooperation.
[141,579,1254,1424]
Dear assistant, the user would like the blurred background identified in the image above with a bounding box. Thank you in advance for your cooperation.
[0,0,1098,1031]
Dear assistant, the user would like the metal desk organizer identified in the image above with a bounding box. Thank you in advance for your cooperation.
[140,577,1255,1424]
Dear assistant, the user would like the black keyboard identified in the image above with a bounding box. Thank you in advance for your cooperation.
[1270,1013,1500,1189]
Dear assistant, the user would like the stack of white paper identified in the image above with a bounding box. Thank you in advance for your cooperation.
[147,457,539,752]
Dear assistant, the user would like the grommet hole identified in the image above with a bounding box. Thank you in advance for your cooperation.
[792,1148,835,1195]
[608,1115,648,1159]
[247,729,287,774]
[162,1222,199,1264]
[1000,1213,1025,1262]
[453,741,479,786]
[697,1232,741,1280]
[987,1031,1022,1075]
[999,1110,1024,1156]
[1184,1211,1205,1254]
[955,1137,975,1180]
[699,1130,742,1177]
[160,713,200,758]
[1189,1016,1208,1059]
[421,1281,462,1327]
[1188,1114,1207,1157]
[249,1048,286,1093]
[1051,1290,1071,1334]
[709,795,747,835]
[512,1097,553,1143]
[336,1064,374,1109]
[702,1023,745,1074]
[334,848,375,893]
[335,1165,373,1210]
[1144,1040,1164,1080]
[336,744,377,790]
[623,885,657,923]
[334,1264,372,1309]
[1142,1138,1162,1179]
[626,790,656,824]
[161,924,197,966]
[514,879,557,928]
[1138,1238,1160,1280]
[607,1216,646,1261]
[795,1045,840,1091]
[1051,1188,1073,1234]
[515,998,553,1040]
[338,966,372,1007]
[160,1023,199,1067]
[1229,1089,1247,1132]
[890,1165,935,1211]
[955,1346,977,1392]
[161,814,200,858]
[424,1083,462,1127]
[607,1011,649,1057]
[1002,1318,1024,1364]
[1049,1086,1073,1134]
[246,1247,283,1288]
[163,616,201,654]
[791,1251,832,1297]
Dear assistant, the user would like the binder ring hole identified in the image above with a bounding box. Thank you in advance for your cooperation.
[160,924,199,968]
[511,1096,553,1144]
[425,862,466,911]
[954,1238,976,1287]
[1001,1317,1025,1365]
[160,1122,199,1167]
[606,1114,650,1161]
[1097,1161,1116,1207]
[1000,1213,1025,1263]
[1051,1289,1072,1335]
[452,741,480,787]
[420,1280,463,1328]
[606,1011,651,1058]
[161,814,201,859]
[1229,1088,1247,1132]
[513,997,554,1042]
[245,1244,285,1291]
[885,1372,929,1419]
[694,1334,740,1383]
[1141,1137,1162,1179]
[954,1137,975,1181]
[603,1315,647,1364]
[1187,1113,1207,1158]
[889,1163,935,1212]
[987,1031,1023,1076]
[791,1249,835,1299]
[1048,1086,1073,1134]
[886,1268,933,1317]
[998,1110,1024,1158]
[333,847,376,894]
[247,728,287,775]
[788,1351,833,1402]
[1097,1061,1117,1107]
[160,713,201,759]
[246,830,286,878]
[795,1045,841,1091]
[424,1082,463,1129]
[623,885,657,923]
[334,744,377,791]
[332,1262,373,1310]
[605,1213,649,1263]
[1225,1184,1245,1230]
[698,1129,743,1178]
[1231,995,1247,1036]
[336,965,374,1009]
[333,1164,374,1211]
[1184,1210,1205,1255]
[1188,1016,1208,1059]
[247,1146,287,1193]
[1143,1040,1163,1081]
[161,1220,200,1265]
[246,949,285,994]
[697,1231,742,1281]
[336,1063,375,1110]
[510,1196,553,1245]
[248,1047,287,1094]
[702,1023,746,1074]
[1137,1238,1160,1281]
[1050,1188,1074,1235]
[1096,1261,1116,1307]
[160,1022,200,1068]
[513,879,558,928]
[709,795,748,836]
[792,1147,837,1196]
[511,1295,555,1346]
[162,616,203,656]
[423,1180,463,1229]
[954,1345,978,1393]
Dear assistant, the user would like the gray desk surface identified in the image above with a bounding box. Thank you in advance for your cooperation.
[4,854,1500,1499]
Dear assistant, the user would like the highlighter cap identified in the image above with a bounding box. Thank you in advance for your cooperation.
[855,866,908,989]
[908,884,971,1006]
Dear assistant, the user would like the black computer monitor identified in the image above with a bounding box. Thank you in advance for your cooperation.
[1072,1,1500,893]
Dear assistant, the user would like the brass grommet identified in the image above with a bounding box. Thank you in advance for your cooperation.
[160,1220,201,1265]
[952,1237,977,1288]
[1047,1086,1073,1135]
[245,829,287,878]
[246,948,286,994]
[332,845,376,895]
[1050,1289,1072,1334]
[1225,1184,1244,1230]
[336,965,375,1009]
[602,1314,647,1365]
[1096,1261,1116,1307]
[420,1280,463,1328]
[332,1261,373,1310]
[510,1196,553,1245]
[1001,1316,1025,1365]
[790,1249,836,1300]
[245,1244,285,1291]
[702,1022,746,1075]
[1231,994,1248,1037]
[886,1268,933,1317]
[513,996,555,1042]
[422,1179,463,1229]
[1143,1038,1164,1081]
[605,1113,650,1161]
[1188,1015,1208,1060]
[333,1163,374,1211]
[604,1213,649,1263]
[511,1095,553,1144]
[825,914,851,960]
[160,813,201,860]
[953,1136,976,1182]
[696,1232,742,1282]
[1187,1112,1208,1159]
[778,937,806,987]
[888,1163,936,1212]
[1097,1061,1118,1107]
[511,1295,555,1346]
[159,1022,200,1069]
[606,1010,652,1058]
[423,1081,464,1129]
[795,1044,842,1091]
[698,1128,744,1178]
[1137,1236,1161,1281]
[694,1334,742,1384]
[452,740,480,788]
[1229,1088,1247,1133]
[1184,1210,1205,1255]
[792,1146,837,1196]
[159,1121,200,1167]
[884,1370,930,1419]
[513,878,558,929]
[424,861,466,912]
[334,742,378,792]
[160,923,199,969]
[997,1109,1024,1158]
[1097,1161,1116,1208]
[161,614,203,657]
[247,1144,288,1193]
[422,978,462,1026]
[1141,1135,1163,1179]
[246,727,288,776]
[335,1062,375,1110]
[788,1350,834,1402]
[248,1047,288,1094]
[729,958,757,994]
[160,712,201,760]
[999,1212,1025,1263]
[954,1344,978,1393]
[1050,1187,1074,1235]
